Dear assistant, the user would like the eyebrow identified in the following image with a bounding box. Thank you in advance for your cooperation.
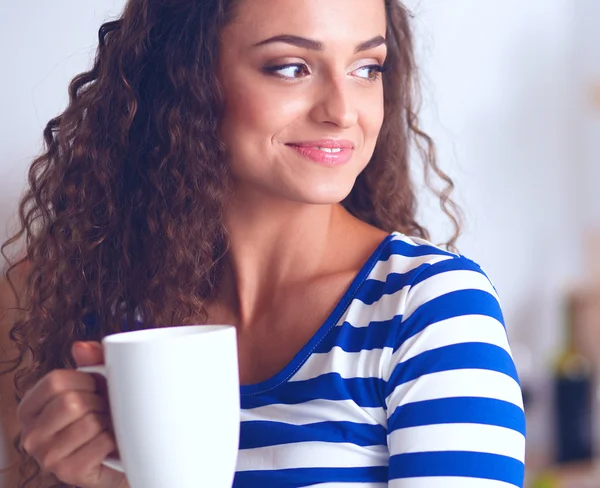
[253,35,387,54]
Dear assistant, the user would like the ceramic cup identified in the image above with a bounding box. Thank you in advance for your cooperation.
[78,325,239,488]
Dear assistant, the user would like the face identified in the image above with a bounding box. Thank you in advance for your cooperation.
[218,0,387,205]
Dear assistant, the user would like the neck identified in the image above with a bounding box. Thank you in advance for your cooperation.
[215,188,359,327]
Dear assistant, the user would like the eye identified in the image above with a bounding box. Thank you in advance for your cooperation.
[264,63,311,79]
[353,64,387,82]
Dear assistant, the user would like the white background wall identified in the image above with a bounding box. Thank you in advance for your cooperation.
[410,0,578,351]
[407,0,579,467]
[1,0,598,483]
[407,0,599,467]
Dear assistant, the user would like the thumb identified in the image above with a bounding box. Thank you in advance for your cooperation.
[72,341,104,367]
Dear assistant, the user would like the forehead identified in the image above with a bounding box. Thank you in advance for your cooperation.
[224,0,387,46]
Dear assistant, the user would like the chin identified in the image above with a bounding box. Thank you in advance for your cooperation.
[291,184,355,206]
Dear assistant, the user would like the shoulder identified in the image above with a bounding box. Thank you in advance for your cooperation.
[366,232,498,304]
[0,262,29,482]
[0,262,29,342]
[378,237,520,404]
[354,233,504,342]
[0,260,31,384]
[374,232,488,281]
[372,236,513,383]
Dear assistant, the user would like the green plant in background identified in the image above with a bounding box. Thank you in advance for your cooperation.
[530,472,559,488]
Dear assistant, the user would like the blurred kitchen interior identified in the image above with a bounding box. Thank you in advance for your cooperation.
[0,1,599,487]
[408,1,600,486]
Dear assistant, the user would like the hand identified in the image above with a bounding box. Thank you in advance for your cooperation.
[17,341,129,488]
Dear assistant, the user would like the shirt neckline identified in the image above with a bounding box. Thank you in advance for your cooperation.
[240,232,395,396]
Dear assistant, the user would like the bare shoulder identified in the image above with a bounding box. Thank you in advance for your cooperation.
[0,263,29,484]
[0,262,28,353]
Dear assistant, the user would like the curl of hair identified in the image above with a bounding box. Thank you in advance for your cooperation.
[1,0,460,485]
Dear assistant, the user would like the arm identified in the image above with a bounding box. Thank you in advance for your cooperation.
[385,256,525,487]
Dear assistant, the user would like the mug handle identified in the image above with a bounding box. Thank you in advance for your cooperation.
[77,365,125,473]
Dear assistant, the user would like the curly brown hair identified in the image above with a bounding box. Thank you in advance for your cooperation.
[1,0,460,486]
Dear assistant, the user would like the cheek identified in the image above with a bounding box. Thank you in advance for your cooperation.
[374,106,385,135]
[221,81,306,144]
[375,86,385,127]
[363,89,385,142]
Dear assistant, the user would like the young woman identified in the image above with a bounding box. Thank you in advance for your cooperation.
[1,0,526,486]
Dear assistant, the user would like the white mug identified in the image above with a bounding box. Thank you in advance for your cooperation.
[78,325,240,488]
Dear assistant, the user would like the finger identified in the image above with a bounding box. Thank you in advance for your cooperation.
[72,341,104,367]
[18,370,98,426]
[53,431,122,488]
[21,391,108,454]
[72,341,109,399]
[34,413,112,475]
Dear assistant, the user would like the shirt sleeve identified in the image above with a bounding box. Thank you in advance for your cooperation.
[385,255,526,488]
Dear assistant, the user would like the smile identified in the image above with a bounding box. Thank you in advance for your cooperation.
[287,143,353,166]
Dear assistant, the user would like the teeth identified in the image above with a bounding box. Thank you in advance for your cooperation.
[315,147,342,153]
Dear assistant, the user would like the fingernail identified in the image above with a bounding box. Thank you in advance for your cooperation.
[73,341,88,352]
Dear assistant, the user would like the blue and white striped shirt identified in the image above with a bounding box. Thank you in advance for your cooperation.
[234,232,525,487]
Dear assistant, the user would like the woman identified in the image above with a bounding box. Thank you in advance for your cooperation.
[1,0,526,486]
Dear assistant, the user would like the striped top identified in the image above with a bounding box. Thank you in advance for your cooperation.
[234,232,526,487]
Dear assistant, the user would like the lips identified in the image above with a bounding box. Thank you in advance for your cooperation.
[287,139,354,150]
[286,139,354,166]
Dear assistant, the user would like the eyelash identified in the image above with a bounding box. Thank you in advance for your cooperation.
[264,63,388,83]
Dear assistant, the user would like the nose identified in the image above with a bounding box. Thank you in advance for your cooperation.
[309,75,359,129]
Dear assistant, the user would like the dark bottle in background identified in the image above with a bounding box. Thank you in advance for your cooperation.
[553,293,594,464]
